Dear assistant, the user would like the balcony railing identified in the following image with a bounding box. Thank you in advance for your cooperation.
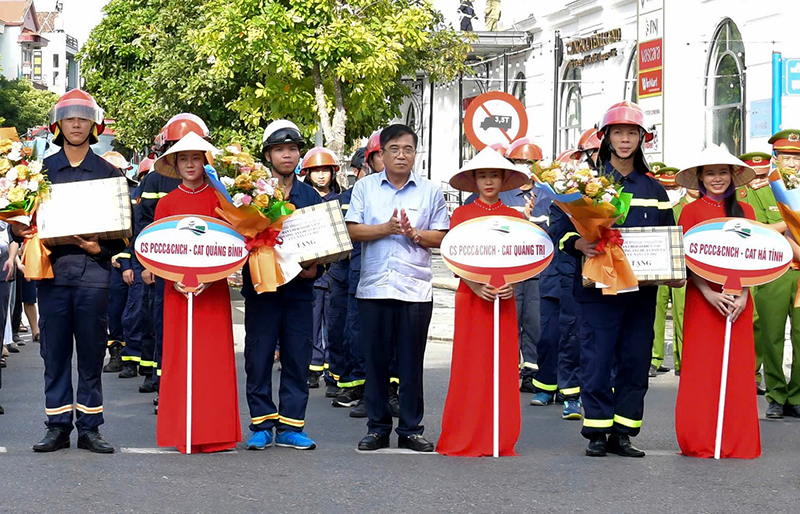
[66,35,78,50]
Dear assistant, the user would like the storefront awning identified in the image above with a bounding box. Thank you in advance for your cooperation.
[468,31,531,58]
[18,30,48,48]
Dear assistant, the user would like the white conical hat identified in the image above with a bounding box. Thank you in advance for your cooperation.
[675,144,756,190]
[449,147,529,193]
[154,131,219,179]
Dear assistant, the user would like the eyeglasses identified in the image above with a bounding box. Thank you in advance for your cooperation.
[385,146,417,157]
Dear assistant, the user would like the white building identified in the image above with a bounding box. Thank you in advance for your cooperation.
[0,0,48,88]
[403,0,800,195]
[37,3,80,94]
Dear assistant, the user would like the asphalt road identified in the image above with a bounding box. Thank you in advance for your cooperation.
[1,288,799,514]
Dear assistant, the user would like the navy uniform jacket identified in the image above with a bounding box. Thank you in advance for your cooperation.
[41,148,127,289]
[130,171,181,268]
[553,161,674,303]
[118,178,143,272]
[242,178,324,301]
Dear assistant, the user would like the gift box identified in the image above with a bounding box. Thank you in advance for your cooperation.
[277,200,353,265]
[583,226,686,289]
[37,176,133,246]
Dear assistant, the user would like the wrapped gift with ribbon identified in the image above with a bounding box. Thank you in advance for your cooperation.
[215,144,302,292]
[534,160,634,294]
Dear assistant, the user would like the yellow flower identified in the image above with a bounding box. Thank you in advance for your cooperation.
[0,139,12,154]
[14,165,28,181]
[0,159,10,175]
[599,176,610,188]
[274,187,285,201]
[584,181,601,197]
[254,194,270,209]
[234,173,253,190]
[541,170,558,184]
[7,187,25,203]
[566,187,580,194]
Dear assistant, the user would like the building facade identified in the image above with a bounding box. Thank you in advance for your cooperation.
[406,0,800,194]
[37,5,80,94]
[0,0,48,87]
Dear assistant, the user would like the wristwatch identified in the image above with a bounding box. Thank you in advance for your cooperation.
[412,232,422,244]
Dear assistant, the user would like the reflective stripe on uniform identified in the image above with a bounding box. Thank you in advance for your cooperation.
[121,356,141,362]
[107,340,125,346]
[559,231,580,251]
[560,386,581,396]
[76,403,103,415]
[279,415,305,428]
[532,379,557,392]
[341,204,349,210]
[337,379,366,388]
[113,252,131,260]
[139,360,155,368]
[156,369,162,376]
[45,404,73,416]
[251,413,279,425]
[583,418,614,428]
[629,198,673,210]
[520,361,539,371]
[613,414,642,428]
[329,372,340,381]
[389,377,400,384]
[309,365,325,372]
[140,192,169,199]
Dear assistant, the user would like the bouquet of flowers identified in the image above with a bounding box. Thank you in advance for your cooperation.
[0,138,50,224]
[214,143,300,292]
[534,160,635,294]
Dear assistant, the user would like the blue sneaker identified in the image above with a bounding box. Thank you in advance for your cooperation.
[562,399,582,420]
[246,430,273,450]
[275,430,316,450]
[530,392,554,406]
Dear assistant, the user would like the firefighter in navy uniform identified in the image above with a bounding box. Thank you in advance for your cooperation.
[330,148,369,416]
[244,120,324,451]
[119,157,158,393]
[553,101,682,457]
[18,90,127,453]
[138,114,210,411]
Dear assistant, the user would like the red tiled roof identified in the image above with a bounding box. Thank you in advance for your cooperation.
[36,10,59,32]
[0,0,31,26]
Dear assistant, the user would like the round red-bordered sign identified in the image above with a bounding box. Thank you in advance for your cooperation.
[464,91,529,151]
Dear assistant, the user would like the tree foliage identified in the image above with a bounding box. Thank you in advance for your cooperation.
[0,77,59,133]
[79,0,471,158]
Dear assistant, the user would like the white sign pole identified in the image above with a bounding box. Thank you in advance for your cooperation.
[493,296,500,458]
[186,292,194,455]
[713,314,733,460]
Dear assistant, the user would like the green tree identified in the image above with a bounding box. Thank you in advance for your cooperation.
[0,77,59,133]
[193,0,472,162]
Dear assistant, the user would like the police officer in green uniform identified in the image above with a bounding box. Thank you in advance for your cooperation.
[650,164,690,377]
[736,151,780,397]
[750,131,800,418]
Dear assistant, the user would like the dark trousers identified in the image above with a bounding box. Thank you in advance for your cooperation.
[108,267,128,344]
[338,292,366,387]
[38,284,109,436]
[534,296,559,393]
[579,290,656,439]
[359,298,432,437]
[0,281,11,390]
[152,277,165,387]
[244,294,313,433]
[516,277,540,377]
[120,261,153,372]
[325,275,349,385]
[557,276,581,396]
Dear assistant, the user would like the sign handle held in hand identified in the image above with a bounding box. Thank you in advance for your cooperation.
[186,292,194,455]
[713,314,733,460]
[493,296,500,458]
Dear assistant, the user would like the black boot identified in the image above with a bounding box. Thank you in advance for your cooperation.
[33,427,70,452]
[308,371,321,389]
[585,435,606,457]
[349,399,367,418]
[102,342,123,373]
[389,382,400,418]
[139,374,156,393]
[607,433,645,457]
[118,361,138,379]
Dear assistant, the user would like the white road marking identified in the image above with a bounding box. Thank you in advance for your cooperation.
[645,449,678,456]
[0,447,7,453]
[355,448,438,455]
[121,447,238,455]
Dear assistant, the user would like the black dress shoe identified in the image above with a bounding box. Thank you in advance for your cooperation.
[657,365,670,372]
[398,434,434,452]
[0,404,4,415]
[33,428,70,452]
[606,434,645,457]
[139,375,156,393]
[648,365,657,378]
[349,399,367,418]
[77,430,115,454]
[6,343,19,353]
[766,401,784,419]
[784,404,800,418]
[756,382,766,395]
[585,435,606,457]
[358,433,390,451]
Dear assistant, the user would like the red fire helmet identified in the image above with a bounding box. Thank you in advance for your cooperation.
[556,148,579,165]
[577,128,602,151]
[138,157,155,175]
[49,90,105,145]
[364,131,382,165]
[507,138,543,161]
[301,147,340,172]
[597,101,653,142]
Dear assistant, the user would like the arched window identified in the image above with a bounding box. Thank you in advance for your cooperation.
[705,19,746,155]
[406,103,418,133]
[560,67,582,151]
[624,48,638,102]
[512,71,526,105]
